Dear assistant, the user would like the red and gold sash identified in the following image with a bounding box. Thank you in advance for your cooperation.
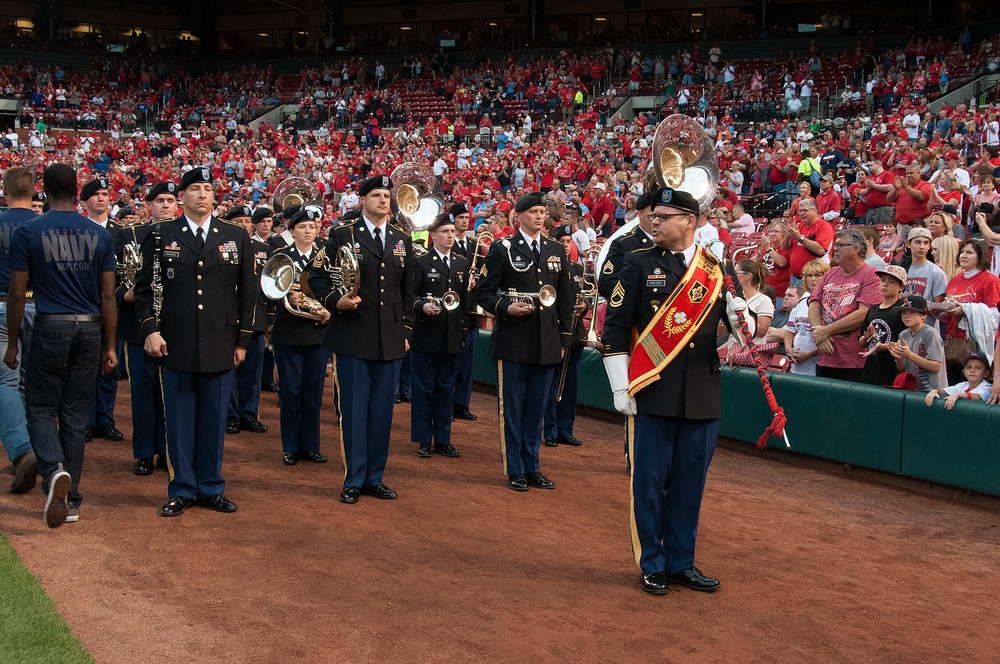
[628,245,723,396]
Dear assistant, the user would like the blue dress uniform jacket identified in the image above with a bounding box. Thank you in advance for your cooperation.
[114,223,147,346]
[248,239,272,333]
[410,251,470,355]
[268,243,327,347]
[473,234,575,364]
[133,216,258,373]
[597,226,654,300]
[308,218,414,361]
[602,246,725,420]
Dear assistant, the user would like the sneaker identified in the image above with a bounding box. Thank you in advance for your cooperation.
[44,468,71,529]
[65,507,80,523]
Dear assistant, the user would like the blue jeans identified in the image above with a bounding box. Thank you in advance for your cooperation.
[0,301,32,462]
[25,317,102,507]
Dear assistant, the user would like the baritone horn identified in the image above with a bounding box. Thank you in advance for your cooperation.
[503,285,556,312]
[272,177,320,215]
[261,254,328,321]
[391,163,444,232]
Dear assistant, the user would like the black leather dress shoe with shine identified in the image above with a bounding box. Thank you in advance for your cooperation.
[433,444,460,457]
[283,452,298,465]
[665,567,720,592]
[240,417,268,433]
[361,484,398,499]
[340,486,361,503]
[133,458,154,476]
[299,451,327,463]
[197,494,237,513]
[507,474,529,491]
[225,417,240,434]
[641,572,670,595]
[159,496,194,517]
[526,472,555,489]
[417,444,432,458]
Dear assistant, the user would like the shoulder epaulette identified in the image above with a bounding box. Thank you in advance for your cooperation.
[543,234,561,244]
[631,245,655,253]
[219,218,245,227]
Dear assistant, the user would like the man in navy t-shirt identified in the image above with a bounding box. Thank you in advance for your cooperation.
[3,163,118,529]
[0,167,39,494]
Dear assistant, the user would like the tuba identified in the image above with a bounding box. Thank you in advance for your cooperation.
[261,254,328,321]
[390,163,444,232]
[272,177,320,215]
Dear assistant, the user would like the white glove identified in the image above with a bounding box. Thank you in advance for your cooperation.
[603,353,637,416]
[726,292,755,346]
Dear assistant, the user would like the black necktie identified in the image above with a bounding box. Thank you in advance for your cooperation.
[195,227,205,251]
[531,240,539,263]
[674,251,686,267]
[373,226,382,253]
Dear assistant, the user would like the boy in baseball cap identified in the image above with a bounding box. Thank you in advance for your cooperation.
[859,265,908,385]
[925,351,993,409]
[888,295,947,392]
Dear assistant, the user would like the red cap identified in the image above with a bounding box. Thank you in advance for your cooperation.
[884,372,917,391]
[945,151,959,161]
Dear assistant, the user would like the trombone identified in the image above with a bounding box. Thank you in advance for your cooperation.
[261,254,329,321]
[502,285,556,312]
[422,290,460,313]
[556,247,600,402]
[466,230,492,290]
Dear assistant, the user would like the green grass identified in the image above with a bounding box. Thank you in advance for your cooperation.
[0,533,93,664]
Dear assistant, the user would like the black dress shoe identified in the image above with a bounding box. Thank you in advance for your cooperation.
[393,396,402,404]
[452,407,478,421]
[544,438,559,447]
[507,474,529,491]
[95,423,124,441]
[641,572,670,595]
[561,436,583,446]
[133,458,154,476]
[283,452,298,465]
[665,567,720,592]
[159,496,194,517]
[299,451,327,463]
[239,417,268,433]
[84,426,95,442]
[433,444,460,457]
[526,472,555,489]
[399,394,411,403]
[155,455,167,469]
[196,494,238,513]
[361,484,398,499]
[261,382,280,392]
[225,417,240,434]
[339,486,361,503]
[417,444,432,458]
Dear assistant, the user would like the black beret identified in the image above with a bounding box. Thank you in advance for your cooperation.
[515,191,546,213]
[549,223,573,240]
[179,166,214,190]
[31,191,46,203]
[288,206,322,229]
[358,175,393,196]
[252,207,274,224]
[116,207,134,220]
[448,203,468,219]
[649,187,699,216]
[281,204,302,220]
[635,189,656,211]
[80,178,110,201]
[224,205,252,220]
[428,212,456,233]
[145,181,178,201]
[340,208,363,223]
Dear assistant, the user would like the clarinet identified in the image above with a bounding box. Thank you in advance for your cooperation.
[152,229,163,326]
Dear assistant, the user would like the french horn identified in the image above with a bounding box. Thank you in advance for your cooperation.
[390,163,444,232]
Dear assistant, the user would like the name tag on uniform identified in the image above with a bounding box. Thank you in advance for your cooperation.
[427,272,441,280]
[646,274,667,288]
[164,241,181,260]
[546,256,562,273]
[511,257,528,269]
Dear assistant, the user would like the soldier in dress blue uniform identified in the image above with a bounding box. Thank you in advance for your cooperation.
[448,203,480,422]
[266,207,331,466]
[133,167,258,517]
[409,212,470,458]
[224,204,271,435]
[81,177,126,442]
[251,207,279,392]
[542,223,588,448]
[602,186,748,595]
[473,192,575,492]
[119,181,176,476]
[307,175,414,504]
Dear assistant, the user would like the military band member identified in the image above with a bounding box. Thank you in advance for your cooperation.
[252,207,279,392]
[410,213,470,458]
[30,192,45,215]
[134,167,258,517]
[119,181,177,475]
[448,203,479,421]
[601,186,748,595]
[543,223,587,448]
[267,207,331,465]
[474,192,574,492]
[307,175,414,504]
[224,205,270,435]
[81,177,125,442]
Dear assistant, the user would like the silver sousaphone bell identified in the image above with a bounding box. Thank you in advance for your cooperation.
[391,163,444,232]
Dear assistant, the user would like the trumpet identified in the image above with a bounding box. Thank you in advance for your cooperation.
[261,254,329,321]
[503,285,556,312]
[422,290,460,313]
[580,246,601,345]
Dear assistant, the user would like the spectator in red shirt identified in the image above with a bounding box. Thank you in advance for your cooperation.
[815,174,842,220]
[589,182,615,238]
[782,198,834,279]
[888,164,933,240]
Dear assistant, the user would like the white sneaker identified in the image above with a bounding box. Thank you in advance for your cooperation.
[65,507,80,523]
[44,468,71,529]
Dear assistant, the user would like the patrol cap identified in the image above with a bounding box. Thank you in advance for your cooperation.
[80,177,110,201]
[448,203,468,219]
[252,207,274,224]
[515,191,546,213]
[224,205,252,220]
[288,206,321,229]
[358,175,393,196]
[116,207,135,220]
[179,166,214,190]
[428,213,456,233]
[649,187,699,216]
[145,181,178,201]
[635,189,656,210]
[549,223,573,240]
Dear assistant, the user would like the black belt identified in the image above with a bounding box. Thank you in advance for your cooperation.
[35,314,102,323]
